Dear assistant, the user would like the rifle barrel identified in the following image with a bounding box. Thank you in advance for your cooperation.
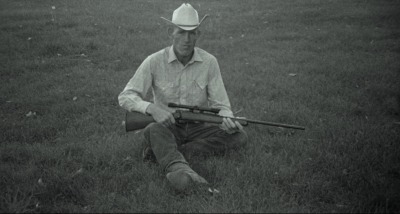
[234,118,305,130]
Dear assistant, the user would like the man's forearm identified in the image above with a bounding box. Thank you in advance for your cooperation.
[118,90,151,114]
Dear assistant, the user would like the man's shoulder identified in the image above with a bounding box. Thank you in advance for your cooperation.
[195,47,217,62]
[147,47,169,61]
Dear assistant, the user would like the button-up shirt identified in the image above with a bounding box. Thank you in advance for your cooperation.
[118,46,233,117]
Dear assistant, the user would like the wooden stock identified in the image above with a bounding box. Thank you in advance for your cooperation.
[125,111,156,132]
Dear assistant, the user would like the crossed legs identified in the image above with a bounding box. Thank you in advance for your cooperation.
[142,122,248,171]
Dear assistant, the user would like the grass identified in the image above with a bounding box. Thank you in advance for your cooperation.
[1,0,400,213]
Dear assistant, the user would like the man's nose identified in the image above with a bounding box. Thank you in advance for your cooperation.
[183,32,190,41]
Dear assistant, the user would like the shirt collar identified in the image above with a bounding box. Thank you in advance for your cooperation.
[168,46,203,64]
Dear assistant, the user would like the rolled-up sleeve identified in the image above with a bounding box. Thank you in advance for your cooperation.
[118,57,152,114]
[207,57,234,117]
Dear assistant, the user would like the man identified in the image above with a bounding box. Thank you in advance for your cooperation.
[118,3,247,192]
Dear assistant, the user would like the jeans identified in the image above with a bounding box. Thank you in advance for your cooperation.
[141,122,248,172]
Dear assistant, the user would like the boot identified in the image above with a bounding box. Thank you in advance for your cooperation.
[166,162,208,192]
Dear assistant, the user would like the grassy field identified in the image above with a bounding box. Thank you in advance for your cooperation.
[1,0,400,212]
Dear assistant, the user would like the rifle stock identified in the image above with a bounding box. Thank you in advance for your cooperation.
[125,111,155,132]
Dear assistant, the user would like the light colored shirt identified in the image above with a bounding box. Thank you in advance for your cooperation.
[118,46,233,117]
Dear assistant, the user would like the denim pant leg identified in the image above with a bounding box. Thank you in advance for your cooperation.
[179,123,248,160]
[142,123,187,171]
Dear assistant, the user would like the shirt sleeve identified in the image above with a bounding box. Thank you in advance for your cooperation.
[207,57,234,117]
[118,57,153,114]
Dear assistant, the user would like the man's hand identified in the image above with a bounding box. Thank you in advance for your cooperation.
[220,117,244,134]
[146,104,176,127]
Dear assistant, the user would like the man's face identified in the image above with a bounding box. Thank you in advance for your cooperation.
[171,27,200,58]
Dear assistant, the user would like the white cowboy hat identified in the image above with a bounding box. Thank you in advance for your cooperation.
[161,3,209,31]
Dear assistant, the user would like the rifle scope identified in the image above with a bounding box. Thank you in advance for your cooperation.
[168,103,220,114]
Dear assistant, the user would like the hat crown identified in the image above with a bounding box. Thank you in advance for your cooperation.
[160,3,208,31]
[171,3,199,26]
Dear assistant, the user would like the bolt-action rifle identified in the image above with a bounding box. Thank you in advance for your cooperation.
[125,103,305,132]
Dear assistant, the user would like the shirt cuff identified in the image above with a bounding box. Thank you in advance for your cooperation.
[132,101,151,115]
[218,109,234,118]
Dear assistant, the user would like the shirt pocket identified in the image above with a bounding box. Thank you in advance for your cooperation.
[190,79,207,103]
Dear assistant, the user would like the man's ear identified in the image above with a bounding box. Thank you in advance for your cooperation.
[167,27,174,38]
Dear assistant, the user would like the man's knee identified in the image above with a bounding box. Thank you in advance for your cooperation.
[143,122,166,137]
[142,122,177,147]
[233,130,248,148]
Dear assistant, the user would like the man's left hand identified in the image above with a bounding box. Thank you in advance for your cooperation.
[220,117,244,134]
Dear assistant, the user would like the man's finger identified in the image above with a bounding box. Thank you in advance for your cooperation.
[169,114,176,124]
[221,118,236,134]
[162,118,170,127]
[220,120,229,131]
[222,118,233,130]
[234,121,243,130]
[226,118,236,129]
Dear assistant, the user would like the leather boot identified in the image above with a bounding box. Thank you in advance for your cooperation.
[166,162,208,192]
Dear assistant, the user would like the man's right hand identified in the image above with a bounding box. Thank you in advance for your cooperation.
[146,104,176,127]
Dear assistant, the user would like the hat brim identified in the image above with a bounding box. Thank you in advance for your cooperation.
[160,15,209,31]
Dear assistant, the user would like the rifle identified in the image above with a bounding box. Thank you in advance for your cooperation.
[125,103,305,132]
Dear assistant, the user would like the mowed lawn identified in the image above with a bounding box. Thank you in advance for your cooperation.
[1,0,399,213]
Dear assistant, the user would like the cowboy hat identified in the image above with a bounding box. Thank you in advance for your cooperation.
[161,3,209,31]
